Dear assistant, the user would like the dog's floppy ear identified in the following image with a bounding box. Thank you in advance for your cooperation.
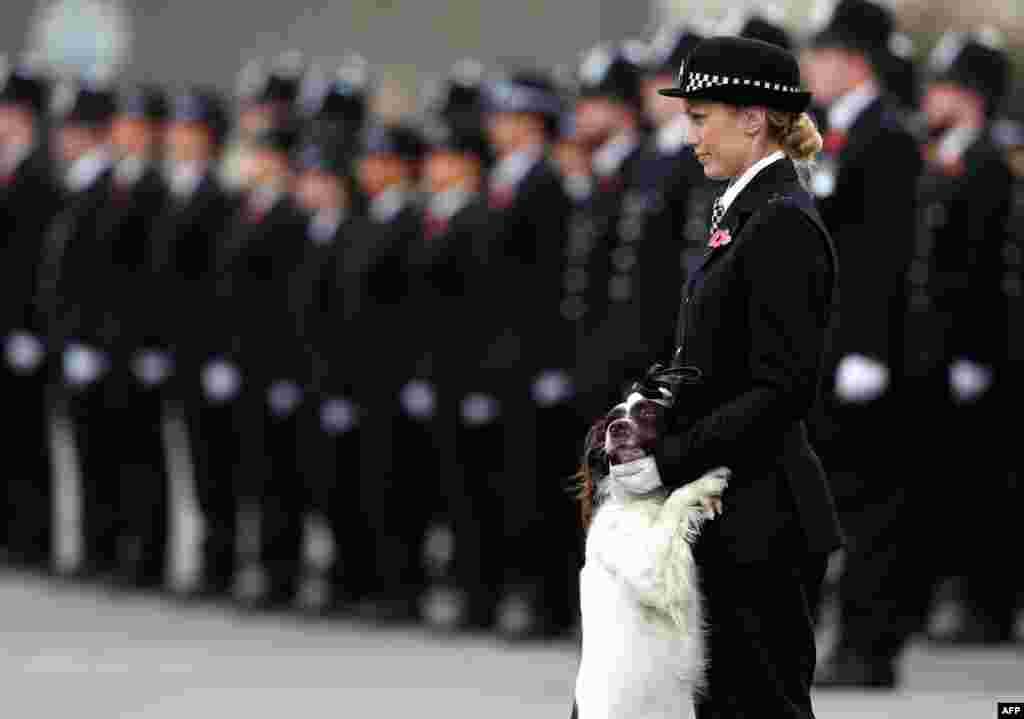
[572,416,610,531]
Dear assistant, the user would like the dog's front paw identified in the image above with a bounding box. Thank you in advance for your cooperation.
[693,467,730,519]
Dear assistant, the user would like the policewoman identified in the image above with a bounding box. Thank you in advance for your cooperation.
[652,37,843,717]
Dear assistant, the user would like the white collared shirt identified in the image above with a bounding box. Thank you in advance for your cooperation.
[936,125,982,165]
[115,155,147,187]
[369,184,409,224]
[249,184,282,216]
[490,145,543,191]
[428,183,476,221]
[593,131,639,177]
[167,160,208,199]
[1,143,34,177]
[309,207,344,246]
[827,82,880,133]
[718,150,786,215]
[65,146,112,193]
[655,114,691,156]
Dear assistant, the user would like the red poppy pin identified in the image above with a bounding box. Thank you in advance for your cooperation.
[708,229,732,249]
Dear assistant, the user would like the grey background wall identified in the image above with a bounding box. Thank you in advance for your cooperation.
[1,1,654,99]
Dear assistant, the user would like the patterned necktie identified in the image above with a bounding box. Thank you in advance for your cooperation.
[708,195,726,238]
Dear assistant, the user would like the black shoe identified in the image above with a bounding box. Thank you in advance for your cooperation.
[814,651,897,690]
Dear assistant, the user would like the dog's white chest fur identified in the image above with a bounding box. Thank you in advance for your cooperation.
[574,472,727,719]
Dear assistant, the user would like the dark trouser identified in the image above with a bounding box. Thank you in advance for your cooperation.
[695,555,828,719]
[117,382,170,583]
[67,372,166,577]
[259,400,305,599]
[449,389,505,625]
[311,412,373,604]
[357,381,430,604]
[185,391,246,592]
[494,383,579,631]
[1,364,53,566]
[824,374,948,660]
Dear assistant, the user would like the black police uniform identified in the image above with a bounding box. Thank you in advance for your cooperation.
[0,63,62,567]
[901,35,1018,647]
[102,87,173,588]
[479,72,576,636]
[577,29,709,412]
[155,88,237,597]
[345,124,425,619]
[40,83,121,578]
[653,37,842,719]
[222,154,311,608]
[800,2,924,680]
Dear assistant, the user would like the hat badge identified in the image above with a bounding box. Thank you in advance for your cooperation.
[580,46,613,86]
[50,79,76,117]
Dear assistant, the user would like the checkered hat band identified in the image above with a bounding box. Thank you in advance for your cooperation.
[684,72,801,94]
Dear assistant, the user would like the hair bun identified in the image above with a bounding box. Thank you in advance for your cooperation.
[783,112,823,161]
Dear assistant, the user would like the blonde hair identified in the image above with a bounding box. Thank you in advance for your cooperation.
[766,110,823,162]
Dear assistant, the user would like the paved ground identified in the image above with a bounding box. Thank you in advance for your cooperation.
[1,571,1021,719]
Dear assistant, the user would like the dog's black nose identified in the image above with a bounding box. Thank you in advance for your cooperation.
[608,419,633,440]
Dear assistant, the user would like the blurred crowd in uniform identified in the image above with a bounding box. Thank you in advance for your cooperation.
[0,0,1021,688]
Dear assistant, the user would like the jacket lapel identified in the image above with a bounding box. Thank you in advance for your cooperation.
[699,159,800,270]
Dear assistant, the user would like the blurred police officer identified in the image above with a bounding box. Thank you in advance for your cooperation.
[909,30,1017,647]
[223,122,309,611]
[0,56,61,570]
[42,75,119,581]
[289,136,365,613]
[300,53,371,160]
[414,117,494,632]
[480,71,574,639]
[221,50,306,191]
[568,45,647,419]
[800,0,925,688]
[101,84,172,590]
[576,26,707,403]
[154,88,236,600]
[348,122,425,623]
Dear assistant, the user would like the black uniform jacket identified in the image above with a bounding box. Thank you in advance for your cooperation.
[146,173,236,374]
[339,202,422,392]
[815,97,921,374]
[576,141,708,408]
[658,158,843,563]
[912,132,1015,372]
[480,158,571,381]
[215,196,309,387]
[0,149,63,337]
[40,168,115,352]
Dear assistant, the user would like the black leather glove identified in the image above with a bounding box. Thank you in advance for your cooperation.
[628,362,703,408]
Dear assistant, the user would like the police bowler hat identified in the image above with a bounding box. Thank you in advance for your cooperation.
[659,36,812,114]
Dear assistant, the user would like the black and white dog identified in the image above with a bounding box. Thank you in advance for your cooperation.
[573,389,728,719]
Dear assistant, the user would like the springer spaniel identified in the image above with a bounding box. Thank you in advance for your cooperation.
[573,391,728,719]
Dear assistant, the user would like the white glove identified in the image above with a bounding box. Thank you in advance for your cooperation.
[4,331,45,374]
[609,456,663,495]
[268,380,303,417]
[531,369,574,407]
[321,397,358,435]
[401,380,436,420]
[63,343,109,387]
[201,360,241,402]
[461,393,500,427]
[132,349,174,387]
[949,359,993,404]
[835,353,889,404]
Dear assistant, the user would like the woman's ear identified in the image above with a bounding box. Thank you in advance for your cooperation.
[740,106,767,137]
